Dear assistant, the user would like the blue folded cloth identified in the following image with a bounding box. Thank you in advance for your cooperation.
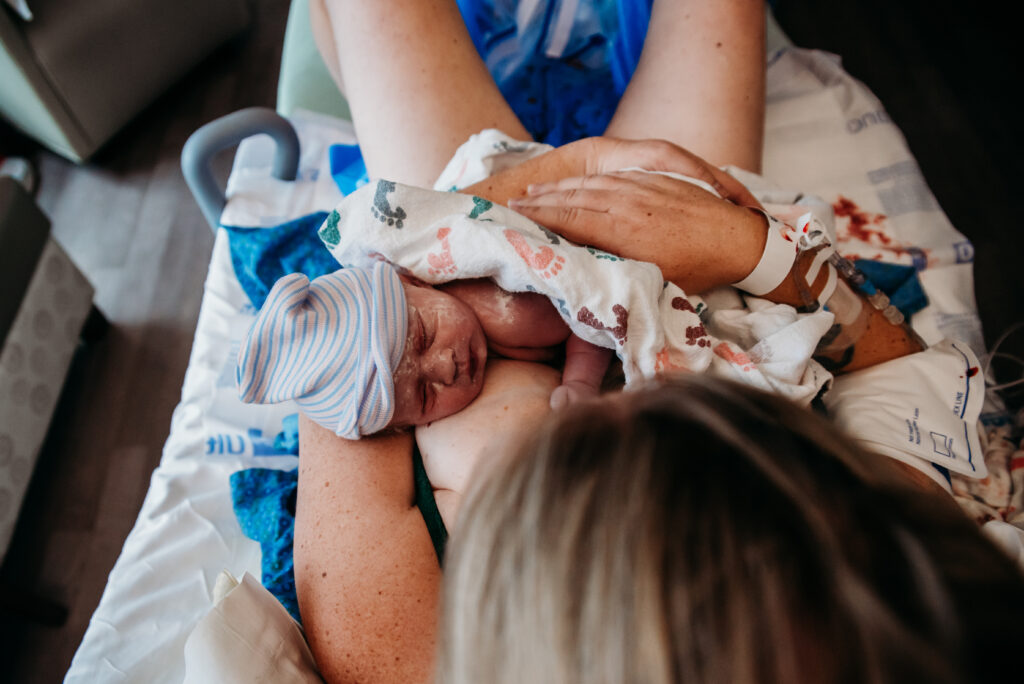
[230,466,301,622]
[223,212,336,309]
[223,146,370,310]
[229,415,301,620]
[329,143,369,195]
[853,259,929,319]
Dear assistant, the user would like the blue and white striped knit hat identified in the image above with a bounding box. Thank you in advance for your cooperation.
[236,263,408,439]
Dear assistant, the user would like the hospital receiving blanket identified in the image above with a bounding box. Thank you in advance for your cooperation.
[321,130,835,405]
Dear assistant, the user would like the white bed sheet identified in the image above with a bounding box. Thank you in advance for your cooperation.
[66,50,987,682]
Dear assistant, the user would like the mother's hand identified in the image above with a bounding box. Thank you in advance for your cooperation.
[462,136,761,209]
[509,170,768,294]
[573,137,762,209]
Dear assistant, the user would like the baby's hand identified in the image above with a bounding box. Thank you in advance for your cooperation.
[550,379,602,409]
[553,334,613,409]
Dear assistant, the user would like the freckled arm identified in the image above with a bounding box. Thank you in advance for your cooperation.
[294,416,440,684]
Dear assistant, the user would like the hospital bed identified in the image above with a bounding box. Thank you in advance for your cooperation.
[63,3,1019,681]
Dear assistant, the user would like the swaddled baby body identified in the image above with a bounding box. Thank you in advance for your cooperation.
[236,261,611,439]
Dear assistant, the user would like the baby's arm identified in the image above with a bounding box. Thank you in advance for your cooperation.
[439,279,612,406]
[439,279,569,354]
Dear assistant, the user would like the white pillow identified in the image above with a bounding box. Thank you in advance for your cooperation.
[183,571,323,683]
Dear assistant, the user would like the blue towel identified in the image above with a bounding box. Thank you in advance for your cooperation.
[223,146,370,310]
[224,212,337,310]
[230,467,301,622]
[229,415,301,620]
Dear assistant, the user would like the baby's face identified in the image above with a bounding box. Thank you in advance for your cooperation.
[389,280,488,428]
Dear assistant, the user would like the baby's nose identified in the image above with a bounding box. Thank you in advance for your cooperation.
[425,347,456,385]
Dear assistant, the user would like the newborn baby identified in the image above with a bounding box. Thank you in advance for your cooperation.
[236,261,610,439]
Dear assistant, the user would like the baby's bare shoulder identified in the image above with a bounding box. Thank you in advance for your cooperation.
[440,279,568,348]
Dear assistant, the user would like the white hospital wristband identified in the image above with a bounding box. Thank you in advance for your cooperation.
[731,210,799,296]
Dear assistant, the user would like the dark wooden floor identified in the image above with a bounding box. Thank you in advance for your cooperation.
[0,1,1021,681]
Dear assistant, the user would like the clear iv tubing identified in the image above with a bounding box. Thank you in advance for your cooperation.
[983,321,1024,392]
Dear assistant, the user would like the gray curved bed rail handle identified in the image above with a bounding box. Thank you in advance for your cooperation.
[181,107,301,231]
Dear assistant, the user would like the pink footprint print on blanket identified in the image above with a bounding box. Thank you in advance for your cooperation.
[578,304,628,344]
[655,345,689,373]
[713,342,756,372]
[504,229,565,278]
[427,227,458,277]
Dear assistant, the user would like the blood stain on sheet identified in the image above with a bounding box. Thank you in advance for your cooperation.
[833,195,923,262]
[833,195,889,243]
[967,366,979,378]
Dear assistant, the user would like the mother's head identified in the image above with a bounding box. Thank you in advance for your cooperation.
[440,375,1023,683]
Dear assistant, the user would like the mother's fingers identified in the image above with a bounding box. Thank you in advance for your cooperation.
[506,200,620,248]
[511,186,619,212]
[525,171,655,197]
[525,170,722,207]
[588,137,763,208]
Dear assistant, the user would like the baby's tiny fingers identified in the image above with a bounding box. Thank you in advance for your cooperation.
[550,381,600,409]
[549,385,572,410]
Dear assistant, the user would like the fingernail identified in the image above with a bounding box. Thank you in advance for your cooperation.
[526,183,548,195]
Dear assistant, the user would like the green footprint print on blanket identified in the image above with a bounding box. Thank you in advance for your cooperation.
[586,246,624,261]
[319,210,342,248]
[371,180,407,228]
[468,196,493,220]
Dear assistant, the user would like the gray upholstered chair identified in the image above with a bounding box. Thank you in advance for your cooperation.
[0,177,99,623]
[0,0,249,162]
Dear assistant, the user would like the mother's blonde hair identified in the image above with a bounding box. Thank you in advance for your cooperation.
[438,375,1023,683]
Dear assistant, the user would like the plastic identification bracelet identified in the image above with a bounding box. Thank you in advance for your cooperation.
[731,209,800,296]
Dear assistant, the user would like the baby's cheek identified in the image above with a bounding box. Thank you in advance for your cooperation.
[433,382,482,422]
[389,353,420,426]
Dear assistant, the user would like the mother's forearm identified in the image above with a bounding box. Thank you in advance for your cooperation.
[294,417,440,684]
